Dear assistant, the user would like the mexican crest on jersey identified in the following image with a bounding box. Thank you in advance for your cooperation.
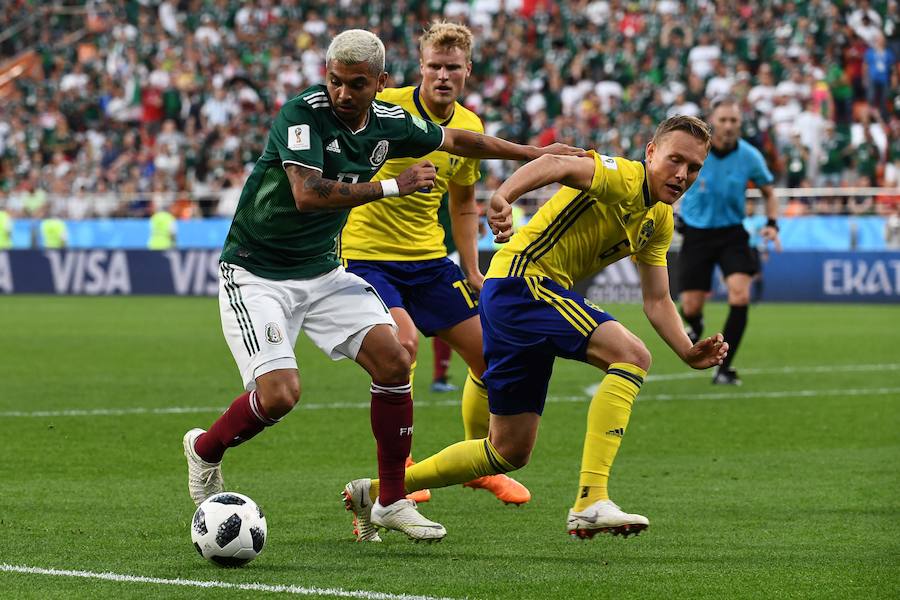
[370,140,389,166]
[265,322,284,345]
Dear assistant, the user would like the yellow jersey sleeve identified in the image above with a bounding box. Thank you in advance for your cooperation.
[587,152,645,207]
[634,204,673,267]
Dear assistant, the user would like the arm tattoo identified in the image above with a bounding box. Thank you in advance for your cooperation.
[285,164,382,211]
[305,175,335,200]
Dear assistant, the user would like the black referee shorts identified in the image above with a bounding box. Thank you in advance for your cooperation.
[679,224,759,292]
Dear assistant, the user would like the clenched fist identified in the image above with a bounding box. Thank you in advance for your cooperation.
[488,193,513,243]
[397,161,437,195]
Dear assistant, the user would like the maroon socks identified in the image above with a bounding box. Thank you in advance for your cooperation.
[433,337,453,382]
[195,391,278,463]
[370,381,413,505]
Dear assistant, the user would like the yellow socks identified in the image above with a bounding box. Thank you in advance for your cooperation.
[409,359,417,397]
[573,362,646,511]
[461,370,490,439]
[370,438,515,501]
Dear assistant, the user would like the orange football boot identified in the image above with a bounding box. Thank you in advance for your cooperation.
[463,474,531,505]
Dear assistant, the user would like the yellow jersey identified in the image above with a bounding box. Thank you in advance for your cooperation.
[486,152,673,289]
[339,86,483,261]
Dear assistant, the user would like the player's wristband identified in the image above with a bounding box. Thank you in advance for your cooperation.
[766,218,779,232]
[380,178,400,197]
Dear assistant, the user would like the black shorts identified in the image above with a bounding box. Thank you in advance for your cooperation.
[679,224,759,292]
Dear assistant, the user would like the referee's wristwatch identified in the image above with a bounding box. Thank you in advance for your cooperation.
[766,218,779,232]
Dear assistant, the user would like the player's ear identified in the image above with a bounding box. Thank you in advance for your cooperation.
[376,71,388,93]
[465,61,472,78]
[645,141,656,162]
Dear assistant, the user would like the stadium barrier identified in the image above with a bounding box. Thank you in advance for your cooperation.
[574,250,900,304]
[6,214,899,251]
[1,249,897,302]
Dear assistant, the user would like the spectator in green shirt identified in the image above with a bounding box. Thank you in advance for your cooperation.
[854,127,881,186]
[819,122,852,187]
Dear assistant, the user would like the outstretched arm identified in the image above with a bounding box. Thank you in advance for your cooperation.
[637,261,728,369]
[439,127,583,162]
[488,154,596,243]
[285,162,436,212]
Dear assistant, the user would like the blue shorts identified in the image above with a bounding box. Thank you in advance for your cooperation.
[344,258,479,336]
[480,276,616,416]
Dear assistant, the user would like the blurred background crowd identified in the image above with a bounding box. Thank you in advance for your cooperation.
[0,0,898,221]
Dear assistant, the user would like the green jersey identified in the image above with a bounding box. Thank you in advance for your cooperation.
[221,84,445,280]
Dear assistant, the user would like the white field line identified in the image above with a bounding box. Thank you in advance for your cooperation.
[0,563,461,600]
[1,387,897,418]
[582,362,900,396]
[644,362,900,382]
[1,363,897,418]
[558,386,900,403]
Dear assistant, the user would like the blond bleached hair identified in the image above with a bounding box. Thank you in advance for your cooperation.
[419,21,474,61]
[652,115,711,148]
[326,29,385,75]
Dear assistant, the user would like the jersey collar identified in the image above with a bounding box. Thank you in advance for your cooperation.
[333,109,370,135]
[640,160,654,207]
[413,86,455,126]
[711,141,739,158]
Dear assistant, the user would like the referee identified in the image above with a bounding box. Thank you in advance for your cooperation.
[677,97,779,385]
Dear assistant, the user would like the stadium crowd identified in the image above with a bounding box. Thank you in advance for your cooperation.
[0,0,898,221]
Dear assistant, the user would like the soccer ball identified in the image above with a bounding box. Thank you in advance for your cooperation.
[191,492,267,567]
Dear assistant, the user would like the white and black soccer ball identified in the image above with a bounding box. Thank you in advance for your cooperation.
[191,492,267,567]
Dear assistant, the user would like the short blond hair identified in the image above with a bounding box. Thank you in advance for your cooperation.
[419,21,473,61]
[326,29,385,75]
[652,115,711,148]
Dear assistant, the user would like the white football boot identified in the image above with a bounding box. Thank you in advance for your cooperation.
[183,428,224,506]
[342,478,382,543]
[567,499,649,539]
[371,497,447,542]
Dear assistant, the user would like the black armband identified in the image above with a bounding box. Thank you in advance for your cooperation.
[766,218,779,232]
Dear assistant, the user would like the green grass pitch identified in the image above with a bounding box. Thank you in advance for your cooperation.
[0,296,897,599]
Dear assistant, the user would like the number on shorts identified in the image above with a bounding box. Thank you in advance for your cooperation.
[452,280,477,309]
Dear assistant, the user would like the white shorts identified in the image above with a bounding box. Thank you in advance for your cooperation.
[218,262,396,390]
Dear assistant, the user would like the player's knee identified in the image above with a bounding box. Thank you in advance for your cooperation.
[495,443,531,470]
[680,293,704,317]
[489,436,532,470]
[399,335,418,363]
[728,291,750,306]
[618,339,652,372]
[465,354,487,378]
[258,377,301,419]
[371,342,412,384]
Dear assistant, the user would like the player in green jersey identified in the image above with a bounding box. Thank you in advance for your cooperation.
[182,29,581,543]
